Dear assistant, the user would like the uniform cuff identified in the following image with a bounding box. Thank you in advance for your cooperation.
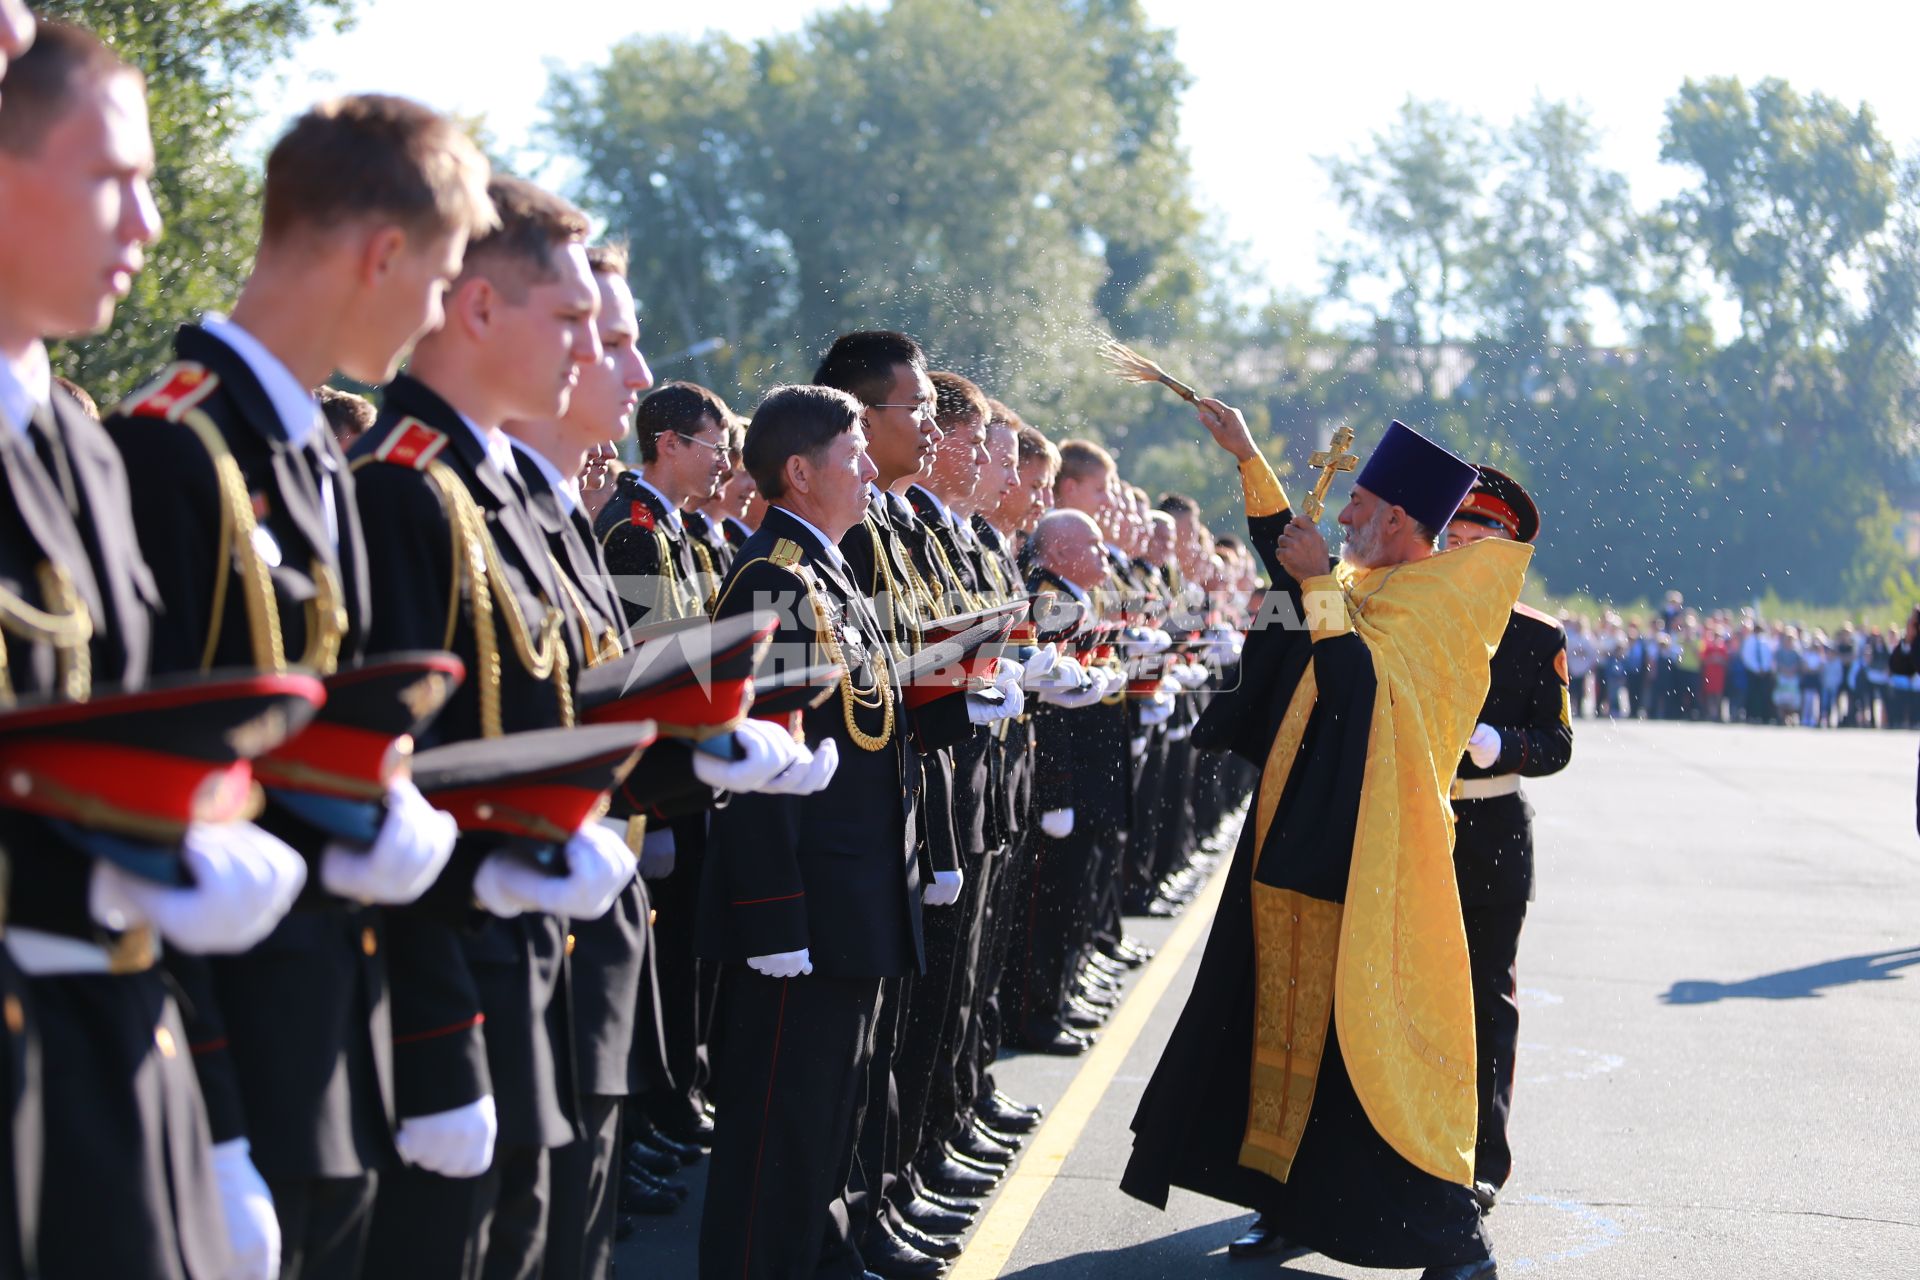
[1239,454,1291,519]
[1300,575,1352,643]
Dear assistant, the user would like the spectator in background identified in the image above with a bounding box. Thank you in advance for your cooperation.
[1800,634,1827,726]
[1740,620,1776,724]
[1701,618,1731,722]
[318,384,375,450]
[1774,628,1804,724]
[1564,615,1597,717]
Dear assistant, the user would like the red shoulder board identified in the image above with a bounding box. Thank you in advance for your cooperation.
[121,362,218,421]
[370,417,449,471]
[1514,601,1561,629]
[629,501,655,531]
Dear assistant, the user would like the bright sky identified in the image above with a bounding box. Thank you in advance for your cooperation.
[272,0,1920,305]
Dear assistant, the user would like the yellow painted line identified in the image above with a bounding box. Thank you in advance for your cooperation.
[950,859,1231,1279]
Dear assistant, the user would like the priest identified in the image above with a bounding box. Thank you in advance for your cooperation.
[1120,399,1529,1280]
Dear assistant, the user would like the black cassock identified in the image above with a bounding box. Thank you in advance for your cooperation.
[1120,505,1492,1271]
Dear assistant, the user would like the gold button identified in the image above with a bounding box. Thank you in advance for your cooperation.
[566,933,577,957]
[362,926,378,957]
[155,1026,177,1059]
[3,996,21,1035]
[649,909,657,927]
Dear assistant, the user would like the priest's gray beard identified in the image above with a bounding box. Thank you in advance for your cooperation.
[1339,505,1391,569]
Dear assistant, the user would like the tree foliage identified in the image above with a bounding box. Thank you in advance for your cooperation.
[41,0,356,405]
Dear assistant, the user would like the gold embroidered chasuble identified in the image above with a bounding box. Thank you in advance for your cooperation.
[1231,451,1529,1188]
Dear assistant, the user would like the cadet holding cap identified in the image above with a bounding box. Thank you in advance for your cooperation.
[0,22,316,1279]
[101,91,493,1280]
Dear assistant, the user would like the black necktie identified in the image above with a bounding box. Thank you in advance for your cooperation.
[27,408,80,515]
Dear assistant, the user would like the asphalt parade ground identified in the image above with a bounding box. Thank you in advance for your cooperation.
[622,720,1920,1278]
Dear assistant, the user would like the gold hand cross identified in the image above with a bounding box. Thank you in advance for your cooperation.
[1302,426,1358,521]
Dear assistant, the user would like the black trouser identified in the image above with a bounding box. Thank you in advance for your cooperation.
[1461,902,1528,1191]
[644,842,716,1138]
[1012,824,1102,1042]
[894,851,977,1168]
[700,969,881,1280]
[935,844,1000,1149]
[270,1172,379,1280]
[364,1142,549,1280]
[847,975,908,1252]
[544,1094,621,1280]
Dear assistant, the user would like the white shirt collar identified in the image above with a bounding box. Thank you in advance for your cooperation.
[509,438,579,515]
[200,314,322,447]
[455,411,522,479]
[0,343,51,437]
[773,504,849,575]
[633,471,684,535]
[908,482,955,527]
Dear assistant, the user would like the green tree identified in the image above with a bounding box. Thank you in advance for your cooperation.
[545,0,1218,444]
[41,0,356,406]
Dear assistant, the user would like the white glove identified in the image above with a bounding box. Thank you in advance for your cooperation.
[1467,723,1502,769]
[1017,644,1059,690]
[472,822,637,920]
[757,736,839,796]
[990,660,1026,717]
[1139,680,1177,727]
[90,821,307,954]
[319,778,459,906]
[209,1138,280,1280]
[966,691,1019,726]
[746,948,812,978]
[1040,808,1075,839]
[1040,657,1107,709]
[1025,649,1084,694]
[394,1095,497,1178]
[637,827,676,881]
[1121,627,1171,656]
[1167,722,1192,742]
[922,868,964,906]
[692,718,798,793]
[1129,734,1149,758]
[1173,661,1210,690]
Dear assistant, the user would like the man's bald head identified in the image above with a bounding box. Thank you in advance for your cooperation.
[1030,508,1105,590]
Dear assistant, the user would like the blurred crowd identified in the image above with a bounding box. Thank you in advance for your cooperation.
[1561,591,1920,727]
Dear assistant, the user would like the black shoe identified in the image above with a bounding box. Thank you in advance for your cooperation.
[614,1213,640,1241]
[1145,897,1180,917]
[914,1185,983,1215]
[618,1173,680,1216]
[656,1109,715,1150]
[862,1223,946,1278]
[1226,1216,1292,1259]
[950,1124,1013,1167]
[1063,1003,1104,1031]
[977,1092,1041,1133]
[642,1119,707,1163]
[973,1118,1023,1150]
[1472,1181,1498,1214]
[626,1167,689,1203]
[942,1143,1004,1180]
[899,1196,972,1238]
[895,1219,964,1260]
[993,1089,1043,1118]
[919,1153,996,1199]
[1021,1029,1089,1056]
[1419,1262,1498,1280]
[624,1138,679,1178]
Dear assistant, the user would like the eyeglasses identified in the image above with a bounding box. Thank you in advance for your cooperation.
[870,402,938,422]
[672,432,728,455]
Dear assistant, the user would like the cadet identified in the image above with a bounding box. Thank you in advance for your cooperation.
[103,93,491,1279]
[0,21,306,1277]
[349,175,638,1280]
[1443,465,1572,1210]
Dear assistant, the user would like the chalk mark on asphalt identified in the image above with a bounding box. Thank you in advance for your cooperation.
[1517,1041,1625,1085]
[1501,1194,1628,1271]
